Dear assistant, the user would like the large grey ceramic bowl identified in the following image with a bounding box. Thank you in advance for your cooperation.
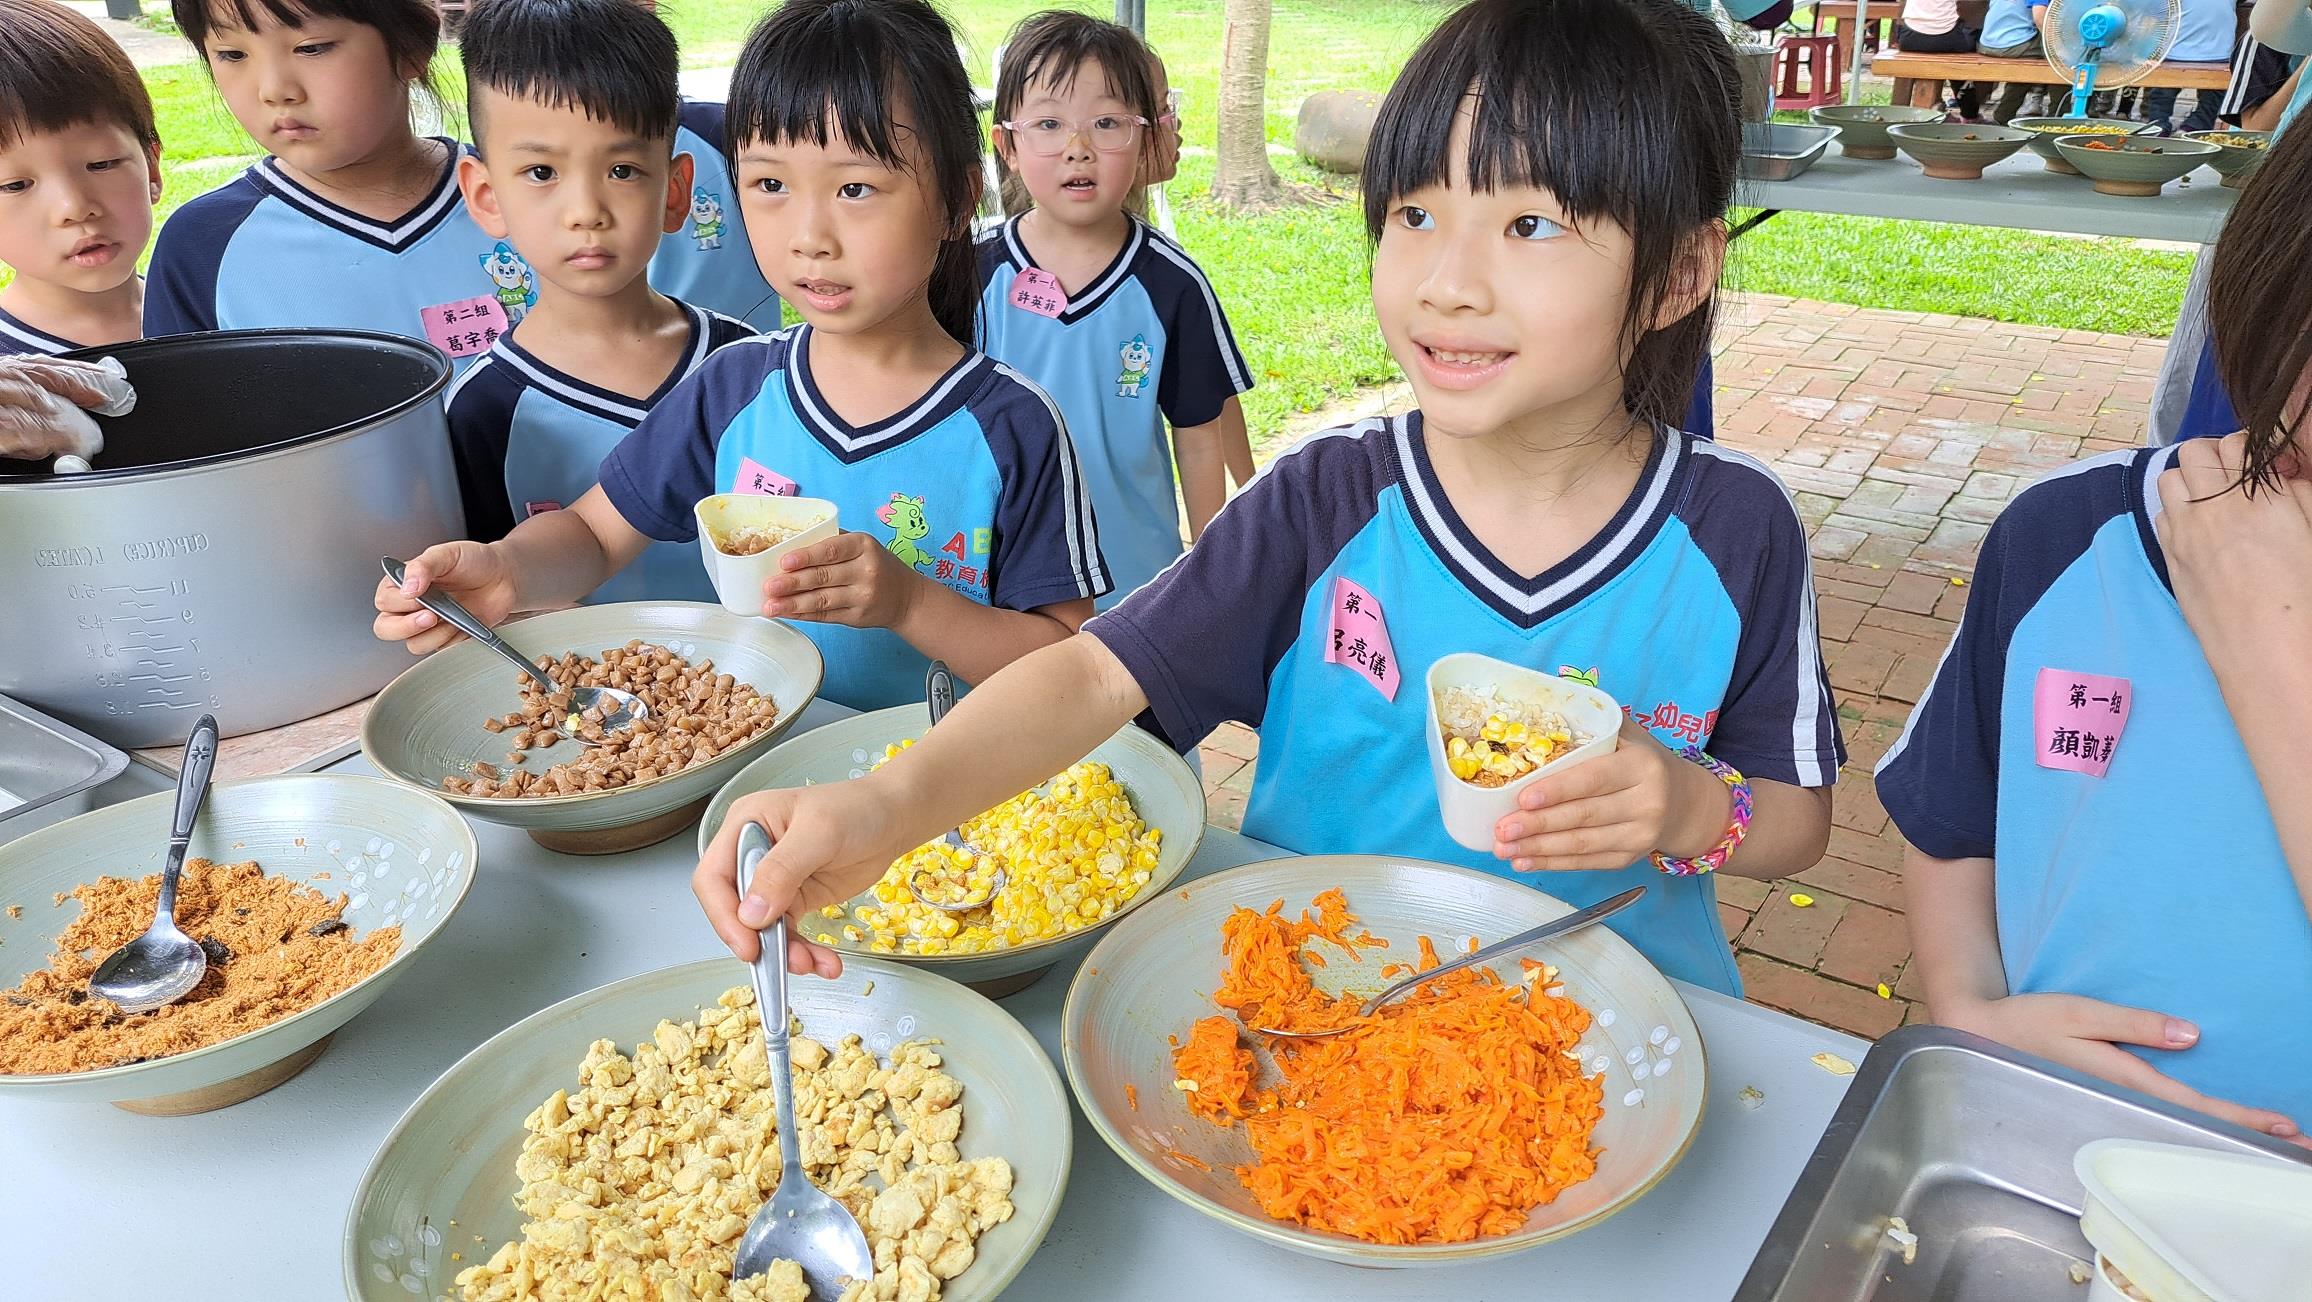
[1809,104,1942,159]
[364,602,822,854]
[700,706,1205,996]
[345,956,1070,1300]
[1887,122,2033,179]
[2010,116,2140,172]
[1064,855,1706,1266]
[0,774,475,1113]
[2053,134,2222,196]
[2181,129,2272,187]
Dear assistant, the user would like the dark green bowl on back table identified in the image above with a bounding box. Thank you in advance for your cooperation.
[2052,135,2222,197]
[1809,105,1942,160]
[1885,122,2033,180]
[2181,129,2272,188]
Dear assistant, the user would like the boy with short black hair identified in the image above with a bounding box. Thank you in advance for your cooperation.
[0,0,163,355]
[447,0,753,604]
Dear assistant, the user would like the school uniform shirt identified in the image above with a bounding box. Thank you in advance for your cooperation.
[649,102,782,333]
[0,305,83,357]
[598,323,1110,709]
[1876,447,2312,1119]
[143,140,520,366]
[443,299,755,606]
[1086,414,1843,993]
[974,215,1251,609]
[1979,0,2043,50]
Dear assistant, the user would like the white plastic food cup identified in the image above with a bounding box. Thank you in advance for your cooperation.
[693,494,840,616]
[1425,652,1623,852]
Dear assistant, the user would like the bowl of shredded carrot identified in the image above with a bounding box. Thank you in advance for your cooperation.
[1062,855,1705,1265]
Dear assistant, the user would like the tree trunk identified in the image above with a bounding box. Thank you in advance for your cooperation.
[1213,0,1287,211]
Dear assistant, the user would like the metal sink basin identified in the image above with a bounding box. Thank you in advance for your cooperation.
[1737,1026,2312,1301]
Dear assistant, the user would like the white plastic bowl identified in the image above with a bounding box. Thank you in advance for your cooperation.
[1425,653,1622,852]
[2075,1138,2312,1302]
[693,493,840,616]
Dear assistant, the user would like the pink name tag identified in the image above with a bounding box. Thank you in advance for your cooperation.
[524,501,562,518]
[418,294,511,359]
[734,457,798,496]
[1007,268,1068,318]
[2034,667,2130,778]
[1323,576,1400,701]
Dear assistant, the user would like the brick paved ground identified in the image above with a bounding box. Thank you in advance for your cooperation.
[1197,291,2166,1041]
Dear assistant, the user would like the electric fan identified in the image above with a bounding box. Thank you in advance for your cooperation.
[2040,0,2183,117]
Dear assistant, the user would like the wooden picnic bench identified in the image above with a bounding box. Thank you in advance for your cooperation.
[1873,50,2233,107]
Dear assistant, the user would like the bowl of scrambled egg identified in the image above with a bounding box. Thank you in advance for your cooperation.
[345,955,1070,1302]
[698,705,1206,998]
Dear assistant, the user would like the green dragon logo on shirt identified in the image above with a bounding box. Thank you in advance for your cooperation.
[876,493,937,569]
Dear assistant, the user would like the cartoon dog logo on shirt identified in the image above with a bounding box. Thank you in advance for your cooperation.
[480,242,536,322]
[876,493,937,569]
[1116,334,1153,398]
[689,190,726,251]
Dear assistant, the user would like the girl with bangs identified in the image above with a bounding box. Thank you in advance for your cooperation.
[143,0,516,356]
[375,0,1108,713]
[695,0,1841,995]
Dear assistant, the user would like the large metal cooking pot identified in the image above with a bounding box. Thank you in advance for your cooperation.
[0,329,461,749]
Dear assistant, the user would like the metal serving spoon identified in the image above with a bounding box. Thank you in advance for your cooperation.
[1252,885,1648,1039]
[731,822,876,1296]
[88,714,220,1014]
[381,556,644,739]
[906,661,1008,914]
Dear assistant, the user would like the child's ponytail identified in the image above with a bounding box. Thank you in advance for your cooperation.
[729,0,987,349]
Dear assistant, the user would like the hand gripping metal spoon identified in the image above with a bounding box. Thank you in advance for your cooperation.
[88,715,220,1013]
[382,556,644,740]
[731,822,877,1296]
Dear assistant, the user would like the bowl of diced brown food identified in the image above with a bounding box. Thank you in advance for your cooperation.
[2053,134,2223,196]
[2181,129,2272,187]
[345,955,1071,1302]
[2010,117,2141,173]
[0,773,476,1113]
[363,602,823,854]
[1886,122,2034,179]
[700,705,1206,997]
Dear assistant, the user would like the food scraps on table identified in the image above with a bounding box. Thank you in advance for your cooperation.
[446,642,780,799]
[0,859,397,1075]
[456,985,1014,1302]
[1168,889,1604,1245]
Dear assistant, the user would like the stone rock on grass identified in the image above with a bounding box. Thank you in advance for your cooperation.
[1295,90,1383,175]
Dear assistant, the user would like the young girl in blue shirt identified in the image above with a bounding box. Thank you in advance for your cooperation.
[374,0,1107,712]
[696,0,1843,990]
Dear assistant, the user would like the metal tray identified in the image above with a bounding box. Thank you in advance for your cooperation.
[1741,122,1837,182]
[1736,1026,2312,1301]
[0,692,129,829]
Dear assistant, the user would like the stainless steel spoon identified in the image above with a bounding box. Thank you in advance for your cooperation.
[906,661,1007,914]
[732,822,876,1296]
[381,556,644,739]
[88,714,220,1014]
[1252,885,1648,1039]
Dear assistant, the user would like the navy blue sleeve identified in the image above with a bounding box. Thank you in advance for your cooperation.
[1087,421,1388,748]
[1875,450,2151,860]
[597,335,787,542]
[444,355,523,543]
[1681,442,1846,788]
[678,100,728,157]
[142,176,264,337]
[701,309,759,352]
[1142,234,1252,429]
[977,365,1112,611]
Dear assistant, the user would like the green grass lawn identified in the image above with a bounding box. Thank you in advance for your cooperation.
[77,0,2186,446]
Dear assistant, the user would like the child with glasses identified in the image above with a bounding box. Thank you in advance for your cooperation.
[977,10,1253,610]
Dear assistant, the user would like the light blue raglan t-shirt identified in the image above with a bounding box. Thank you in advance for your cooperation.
[444,298,755,605]
[1087,415,1844,993]
[1878,446,2312,1119]
[649,102,781,333]
[974,215,1251,611]
[597,324,1110,709]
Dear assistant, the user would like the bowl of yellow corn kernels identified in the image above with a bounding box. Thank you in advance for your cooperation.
[1426,652,1623,853]
[699,705,1206,996]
